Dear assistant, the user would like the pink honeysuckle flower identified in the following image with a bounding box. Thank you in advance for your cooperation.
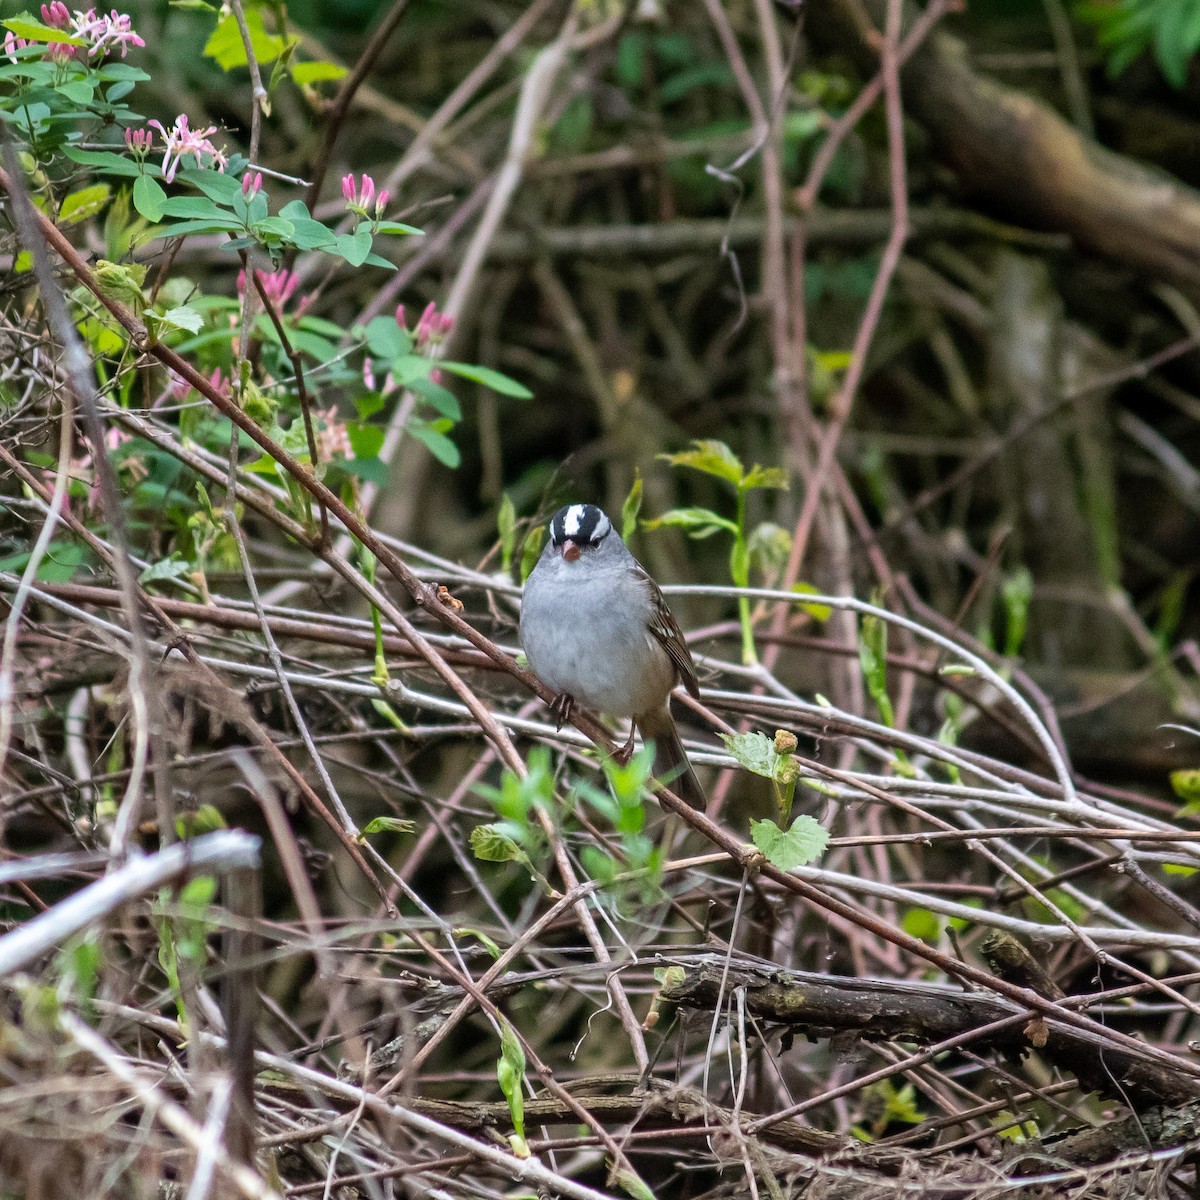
[40,2,70,26]
[413,300,454,348]
[363,357,396,394]
[75,8,144,58]
[241,170,263,198]
[124,126,151,157]
[237,268,306,316]
[394,304,405,329]
[342,172,389,218]
[148,113,228,183]
[341,173,373,210]
[4,32,31,62]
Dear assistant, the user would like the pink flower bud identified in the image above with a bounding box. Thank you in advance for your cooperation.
[395,304,406,329]
[360,174,374,209]
[375,189,389,216]
[342,174,354,203]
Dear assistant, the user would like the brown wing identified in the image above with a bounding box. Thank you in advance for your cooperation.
[641,569,700,699]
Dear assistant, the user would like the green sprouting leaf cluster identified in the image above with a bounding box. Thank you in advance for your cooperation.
[650,438,788,664]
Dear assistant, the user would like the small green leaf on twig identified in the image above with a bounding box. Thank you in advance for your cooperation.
[621,473,643,541]
[362,816,416,837]
[496,1018,528,1157]
[750,815,828,870]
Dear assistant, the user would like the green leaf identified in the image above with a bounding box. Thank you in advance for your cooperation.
[470,824,527,863]
[390,354,433,387]
[621,474,642,541]
[2,18,85,44]
[290,59,348,84]
[155,305,204,334]
[644,506,737,539]
[62,146,142,177]
[408,420,460,468]
[410,376,461,420]
[858,612,893,727]
[1002,566,1033,658]
[722,731,778,778]
[374,220,424,236]
[1171,768,1200,816]
[660,438,744,486]
[282,215,336,251]
[496,1017,527,1149]
[175,805,227,839]
[177,168,245,207]
[520,526,545,583]
[58,79,93,104]
[132,174,167,221]
[204,8,291,70]
[791,582,832,621]
[341,456,388,486]
[346,421,385,459]
[151,217,245,238]
[332,228,373,267]
[138,556,192,587]
[741,464,788,491]
[362,314,408,360]
[902,906,942,941]
[160,195,229,219]
[498,493,516,573]
[59,184,111,225]
[750,815,829,870]
[440,361,532,398]
[362,816,416,836]
[613,1167,656,1200]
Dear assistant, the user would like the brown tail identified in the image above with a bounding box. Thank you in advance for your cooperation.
[638,708,706,810]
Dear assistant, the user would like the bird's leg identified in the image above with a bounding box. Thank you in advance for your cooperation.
[548,692,574,730]
[612,722,637,767]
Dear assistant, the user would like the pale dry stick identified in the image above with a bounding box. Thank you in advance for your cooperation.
[184,1074,232,1200]
[0,129,172,852]
[0,830,261,977]
[60,1013,282,1200]
[0,350,73,790]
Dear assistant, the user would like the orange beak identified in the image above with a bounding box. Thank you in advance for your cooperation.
[562,541,581,562]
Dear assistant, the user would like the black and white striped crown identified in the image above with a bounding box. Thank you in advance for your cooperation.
[548,504,612,548]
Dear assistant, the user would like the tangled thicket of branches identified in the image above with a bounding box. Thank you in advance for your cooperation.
[3,0,1200,1197]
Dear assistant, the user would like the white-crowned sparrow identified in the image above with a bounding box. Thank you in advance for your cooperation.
[519,503,706,809]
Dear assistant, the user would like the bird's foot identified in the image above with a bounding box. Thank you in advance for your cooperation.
[612,724,637,767]
[548,692,575,730]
